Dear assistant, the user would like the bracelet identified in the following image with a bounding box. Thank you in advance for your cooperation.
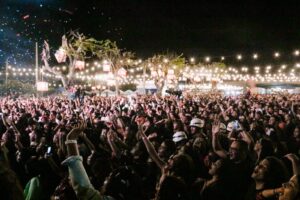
[273,189,280,197]
[65,140,77,145]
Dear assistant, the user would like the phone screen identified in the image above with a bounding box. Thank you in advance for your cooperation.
[47,147,52,154]
[234,121,239,129]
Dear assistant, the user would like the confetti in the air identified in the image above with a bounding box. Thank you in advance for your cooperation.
[0,1,123,69]
[22,15,30,20]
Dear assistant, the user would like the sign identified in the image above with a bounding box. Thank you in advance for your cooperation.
[37,81,48,91]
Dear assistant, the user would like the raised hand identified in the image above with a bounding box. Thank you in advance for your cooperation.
[107,131,114,141]
[212,120,220,136]
[285,154,299,162]
[67,121,86,140]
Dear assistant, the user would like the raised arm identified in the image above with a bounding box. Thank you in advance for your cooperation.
[139,126,166,170]
[211,121,228,159]
[1,114,10,128]
[240,130,254,150]
[291,101,296,118]
[106,130,120,158]
[63,122,102,200]
[285,154,300,176]
[79,132,96,152]
[258,187,284,199]
[10,122,23,150]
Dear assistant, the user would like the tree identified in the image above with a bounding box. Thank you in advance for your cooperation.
[96,40,134,95]
[120,83,137,91]
[145,53,185,95]
[0,80,35,95]
[41,31,104,89]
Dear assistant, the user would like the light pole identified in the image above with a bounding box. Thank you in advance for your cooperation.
[35,42,39,85]
[5,58,9,93]
[143,64,146,94]
[35,42,39,97]
[5,59,8,85]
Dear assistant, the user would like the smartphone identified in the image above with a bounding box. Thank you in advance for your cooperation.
[233,120,239,130]
[47,146,52,154]
[101,129,107,137]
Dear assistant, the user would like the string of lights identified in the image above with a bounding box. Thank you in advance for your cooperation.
[1,49,300,89]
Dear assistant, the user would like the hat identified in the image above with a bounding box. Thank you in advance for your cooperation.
[189,118,204,128]
[227,121,240,132]
[172,131,188,143]
[227,121,235,132]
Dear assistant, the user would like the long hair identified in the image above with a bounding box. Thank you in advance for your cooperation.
[103,166,145,200]
[156,175,188,200]
[257,138,274,163]
[264,156,289,189]
[0,162,24,200]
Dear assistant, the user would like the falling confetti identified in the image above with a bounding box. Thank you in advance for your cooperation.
[0,1,124,70]
[22,14,30,20]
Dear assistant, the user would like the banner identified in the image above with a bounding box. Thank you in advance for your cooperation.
[103,63,111,72]
[37,81,48,91]
[74,60,85,70]
[151,71,157,77]
[167,74,175,80]
[54,48,67,63]
[117,67,127,77]
[168,69,174,75]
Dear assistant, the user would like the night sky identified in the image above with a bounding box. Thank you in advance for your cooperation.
[1,0,300,67]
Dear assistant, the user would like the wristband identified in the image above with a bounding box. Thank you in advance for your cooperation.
[65,140,77,145]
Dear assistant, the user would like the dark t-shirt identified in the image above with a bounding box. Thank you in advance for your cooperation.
[231,158,254,200]
[245,182,278,200]
[200,180,232,200]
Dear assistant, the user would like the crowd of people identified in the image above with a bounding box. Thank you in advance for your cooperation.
[0,92,299,200]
